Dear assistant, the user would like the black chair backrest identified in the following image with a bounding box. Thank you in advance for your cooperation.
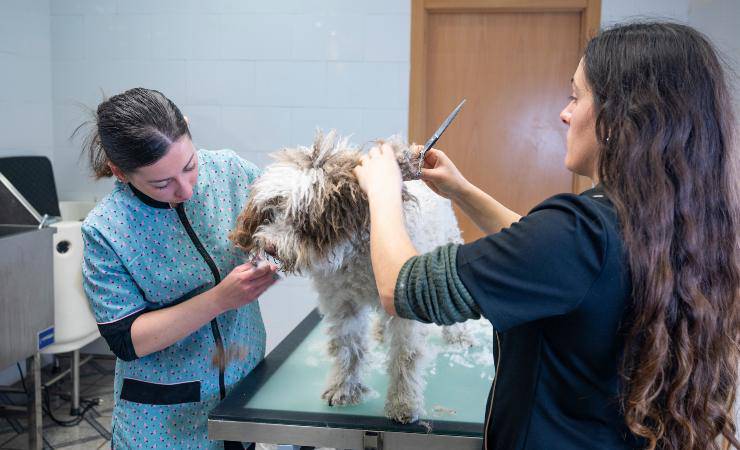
[0,156,61,217]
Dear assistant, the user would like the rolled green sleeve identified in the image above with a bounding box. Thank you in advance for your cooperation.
[394,243,481,325]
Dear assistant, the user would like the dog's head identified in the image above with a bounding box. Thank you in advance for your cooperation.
[230,130,420,274]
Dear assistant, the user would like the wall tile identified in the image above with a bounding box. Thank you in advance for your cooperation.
[51,15,85,61]
[366,0,411,14]
[85,14,155,60]
[327,62,404,108]
[187,60,256,105]
[0,12,50,57]
[2,0,49,14]
[359,108,408,143]
[363,14,410,62]
[189,14,222,60]
[51,0,116,15]
[255,61,326,106]
[289,107,363,147]
[116,0,189,14]
[181,104,224,150]
[324,14,366,61]
[0,57,52,102]
[52,104,89,149]
[150,14,195,60]
[290,14,329,61]
[220,14,292,60]
[0,102,54,151]
[221,106,291,153]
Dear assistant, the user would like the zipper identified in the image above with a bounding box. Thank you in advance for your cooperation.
[484,330,501,450]
[174,203,227,400]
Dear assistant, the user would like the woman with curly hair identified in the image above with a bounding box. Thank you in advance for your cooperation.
[354,22,739,449]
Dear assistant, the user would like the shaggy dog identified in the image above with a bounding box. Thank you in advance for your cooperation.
[231,131,469,423]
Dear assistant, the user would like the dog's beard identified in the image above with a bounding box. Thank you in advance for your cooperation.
[248,248,286,273]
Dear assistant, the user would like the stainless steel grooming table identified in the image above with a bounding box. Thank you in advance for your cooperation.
[208,309,495,449]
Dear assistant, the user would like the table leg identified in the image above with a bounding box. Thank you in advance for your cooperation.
[26,352,42,450]
[71,350,80,415]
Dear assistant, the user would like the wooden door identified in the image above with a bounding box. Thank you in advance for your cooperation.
[410,0,600,242]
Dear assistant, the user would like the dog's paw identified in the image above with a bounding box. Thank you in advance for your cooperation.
[321,382,369,407]
[384,397,421,424]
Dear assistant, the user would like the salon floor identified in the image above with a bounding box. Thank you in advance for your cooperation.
[0,355,115,449]
[0,355,334,450]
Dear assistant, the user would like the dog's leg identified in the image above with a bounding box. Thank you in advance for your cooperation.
[441,322,475,348]
[384,315,427,423]
[320,299,371,407]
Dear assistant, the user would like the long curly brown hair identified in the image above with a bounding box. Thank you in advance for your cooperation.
[583,22,740,449]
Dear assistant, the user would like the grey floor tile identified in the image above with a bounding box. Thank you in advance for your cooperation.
[55,435,106,449]
[90,359,115,373]
[0,422,15,434]
[80,383,113,398]
[45,421,99,446]
[0,432,20,448]
[80,375,106,389]
[0,433,28,450]
[84,416,111,440]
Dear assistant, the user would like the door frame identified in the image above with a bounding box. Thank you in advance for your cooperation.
[408,0,601,194]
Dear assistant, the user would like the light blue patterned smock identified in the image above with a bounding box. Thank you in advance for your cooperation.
[82,149,265,449]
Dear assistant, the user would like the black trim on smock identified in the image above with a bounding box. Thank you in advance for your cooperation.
[174,202,228,401]
[128,183,170,209]
[125,184,228,401]
[97,309,147,361]
[120,378,201,405]
[96,287,208,362]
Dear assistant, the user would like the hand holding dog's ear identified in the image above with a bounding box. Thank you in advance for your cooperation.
[353,143,403,199]
[419,148,470,200]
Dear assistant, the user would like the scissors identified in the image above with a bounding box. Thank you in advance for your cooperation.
[417,98,466,177]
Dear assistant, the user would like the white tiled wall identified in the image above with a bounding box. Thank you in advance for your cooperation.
[49,0,412,202]
[0,0,53,160]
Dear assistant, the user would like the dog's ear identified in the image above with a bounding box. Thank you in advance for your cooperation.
[325,169,370,244]
[230,195,279,252]
[230,198,259,251]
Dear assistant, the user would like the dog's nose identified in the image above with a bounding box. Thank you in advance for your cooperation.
[264,244,277,257]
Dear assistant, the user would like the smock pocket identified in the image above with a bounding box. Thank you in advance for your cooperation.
[120,378,201,405]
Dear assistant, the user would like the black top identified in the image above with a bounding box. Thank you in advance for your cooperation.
[455,187,642,449]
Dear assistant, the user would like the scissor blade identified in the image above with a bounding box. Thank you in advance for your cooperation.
[424,99,466,152]
[418,98,466,176]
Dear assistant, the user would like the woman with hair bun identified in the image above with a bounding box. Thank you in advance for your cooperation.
[80,88,278,449]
